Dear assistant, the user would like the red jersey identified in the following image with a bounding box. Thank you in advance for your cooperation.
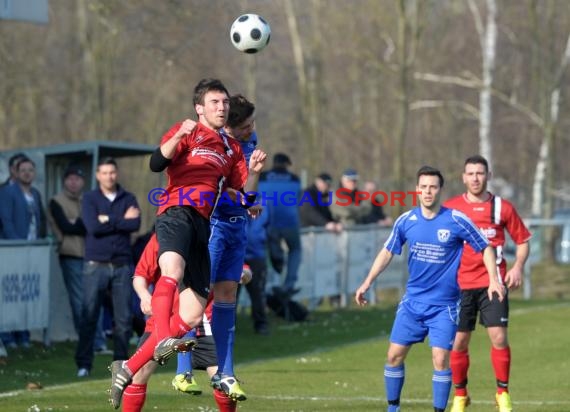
[444,193,531,289]
[134,233,213,336]
[156,122,248,219]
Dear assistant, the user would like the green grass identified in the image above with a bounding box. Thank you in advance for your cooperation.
[1,299,569,411]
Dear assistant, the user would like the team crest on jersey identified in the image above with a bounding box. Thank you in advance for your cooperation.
[437,229,451,242]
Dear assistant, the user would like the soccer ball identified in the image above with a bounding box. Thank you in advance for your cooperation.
[230,14,271,54]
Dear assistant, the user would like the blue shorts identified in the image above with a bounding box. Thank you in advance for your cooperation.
[209,217,247,283]
[389,298,460,350]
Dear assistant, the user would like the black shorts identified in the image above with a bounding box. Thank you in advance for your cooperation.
[156,206,211,299]
[457,287,509,331]
[136,333,217,370]
[192,335,217,371]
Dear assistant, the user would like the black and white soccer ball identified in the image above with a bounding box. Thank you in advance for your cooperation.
[230,14,271,54]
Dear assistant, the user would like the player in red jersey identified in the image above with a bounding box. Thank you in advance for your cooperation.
[108,78,266,408]
[118,233,238,412]
[444,155,531,412]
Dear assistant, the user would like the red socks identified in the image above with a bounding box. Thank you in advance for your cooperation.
[491,346,511,394]
[122,383,147,412]
[126,313,191,375]
[151,276,178,340]
[450,349,469,396]
[213,389,237,412]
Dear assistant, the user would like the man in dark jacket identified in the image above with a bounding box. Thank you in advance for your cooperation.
[75,157,141,377]
[259,153,302,294]
[300,172,343,232]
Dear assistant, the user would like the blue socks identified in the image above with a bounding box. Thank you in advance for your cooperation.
[176,330,196,375]
[212,302,236,376]
[432,368,452,410]
[384,364,405,410]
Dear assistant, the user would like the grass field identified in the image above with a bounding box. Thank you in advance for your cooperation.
[1,299,569,411]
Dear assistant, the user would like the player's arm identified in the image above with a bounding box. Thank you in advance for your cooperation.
[243,149,267,193]
[355,248,394,306]
[505,241,529,289]
[133,275,153,315]
[482,246,505,302]
[149,119,196,172]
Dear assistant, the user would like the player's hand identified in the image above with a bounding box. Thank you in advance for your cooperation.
[248,149,267,174]
[140,296,152,316]
[355,284,370,306]
[487,281,506,302]
[175,118,197,139]
[505,266,523,289]
[247,204,263,218]
[240,264,253,285]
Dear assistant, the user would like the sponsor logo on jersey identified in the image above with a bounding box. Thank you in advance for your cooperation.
[438,229,451,242]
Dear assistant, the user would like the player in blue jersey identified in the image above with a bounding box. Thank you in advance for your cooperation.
[355,165,505,412]
[172,94,261,402]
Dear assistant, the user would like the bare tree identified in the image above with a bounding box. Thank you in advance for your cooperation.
[468,0,497,177]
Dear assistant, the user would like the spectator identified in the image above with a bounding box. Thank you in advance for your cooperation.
[1,152,28,188]
[75,157,141,378]
[259,153,302,294]
[0,157,47,349]
[300,172,343,233]
[242,209,270,335]
[330,168,372,226]
[360,180,393,227]
[47,165,87,337]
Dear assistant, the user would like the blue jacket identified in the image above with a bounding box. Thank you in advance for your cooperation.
[0,183,46,239]
[258,167,301,228]
[81,185,141,264]
[245,210,268,260]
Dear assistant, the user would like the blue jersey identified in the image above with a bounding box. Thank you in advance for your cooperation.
[385,206,488,305]
[212,131,258,219]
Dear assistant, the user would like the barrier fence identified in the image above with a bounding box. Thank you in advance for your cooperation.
[2,219,567,342]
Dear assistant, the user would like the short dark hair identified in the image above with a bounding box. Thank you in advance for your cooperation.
[9,152,28,168]
[16,157,35,170]
[193,78,229,106]
[97,157,117,169]
[464,155,489,172]
[416,165,444,187]
[227,94,255,128]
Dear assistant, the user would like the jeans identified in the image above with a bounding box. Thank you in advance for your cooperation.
[75,261,133,370]
[59,256,84,335]
[242,257,268,330]
[267,226,302,290]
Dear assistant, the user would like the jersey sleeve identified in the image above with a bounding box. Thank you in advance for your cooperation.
[134,234,160,284]
[383,212,409,255]
[503,201,532,244]
[159,122,188,158]
[451,209,489,252]
[227,144,248,190]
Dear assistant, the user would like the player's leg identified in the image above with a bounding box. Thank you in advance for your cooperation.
[153,207,193,342]
[426,304,459,412]
[384,343,410,412]
[172,329,202,395]
[384,299,426,412]
[194,335,237,412]
[121,359,158,412]
[209,221,247,401]
[450,289,481,412]
[481,291,511,411]
[109,290,204,409]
